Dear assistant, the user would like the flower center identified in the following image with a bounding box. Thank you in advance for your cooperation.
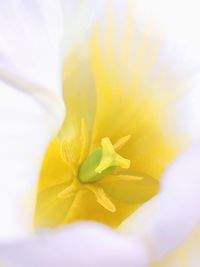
[78,137,130,183]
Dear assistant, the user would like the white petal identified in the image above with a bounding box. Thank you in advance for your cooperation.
[0,223,149,267]
[97,1,200,144]
[0,0,64,95]
[134,0,200,66]
[61,0,106,58]
[152,141,200,260]
[0,0,65,241]
[115,1,200,263]
[157,225,200,267]
[106,0,200,69]
[178,81,200,140]
[120,140,200,263]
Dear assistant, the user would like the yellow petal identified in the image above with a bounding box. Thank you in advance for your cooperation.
[101,173,159,204]
[38,138,73,191]
[61,188,139,228]
[61,50,96,144]
[34,183,74,228]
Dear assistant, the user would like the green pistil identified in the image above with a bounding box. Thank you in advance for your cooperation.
[78,137,130,184]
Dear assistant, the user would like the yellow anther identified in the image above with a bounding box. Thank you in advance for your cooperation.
[114,174,144,181]
[61,140,76,164]
[58,180,77,198]
[114,135,131,151]
[95,137,130,174]
[60,141,76,175]
[87,185,116,212]
[78,119,89,164]
[105,174,144,183]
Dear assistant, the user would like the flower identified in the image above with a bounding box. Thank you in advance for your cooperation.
[1,1,200,267]
[34,1,187,230]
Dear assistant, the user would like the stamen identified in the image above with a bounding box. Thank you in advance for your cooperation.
[60,143,76,175]
[78,119,89,164]
[104,174,144,183]
[114,135,131,151]
[87,185,116,212]
[61,140,76,163]
[58,180,77,198]
[60,141,68,163]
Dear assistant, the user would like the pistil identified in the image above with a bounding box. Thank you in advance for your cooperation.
[78,137,130,183]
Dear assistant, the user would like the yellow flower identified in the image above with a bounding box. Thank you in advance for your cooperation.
[34,5,186,230]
